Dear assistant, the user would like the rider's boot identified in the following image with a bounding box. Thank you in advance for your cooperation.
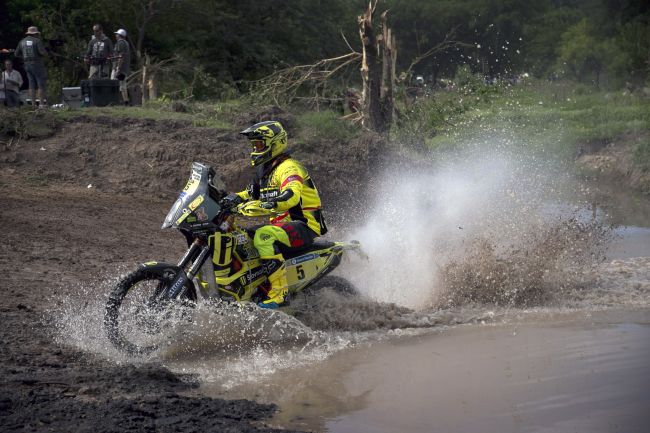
[259,254,288,309]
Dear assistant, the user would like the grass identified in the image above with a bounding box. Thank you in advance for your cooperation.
[421,80,650,164]
[295,110,360,145]
[0,107,62,139]
[52,99,241,129]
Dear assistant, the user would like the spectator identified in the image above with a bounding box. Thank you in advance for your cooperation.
[84,24,113,79]
[111,29,130,105]
[2,59,24,108]
[14,26,48,107]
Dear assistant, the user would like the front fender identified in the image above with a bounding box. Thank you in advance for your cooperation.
[139,261,198,300]
[139,261,181,280]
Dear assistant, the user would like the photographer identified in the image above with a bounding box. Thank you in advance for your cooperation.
[14,26,48,108]
[84,24,113,79]
[2,59,23,108]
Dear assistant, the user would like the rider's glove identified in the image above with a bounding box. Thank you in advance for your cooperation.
[219,193,243,210]
[259,201,276,210]
[258,301,279,309]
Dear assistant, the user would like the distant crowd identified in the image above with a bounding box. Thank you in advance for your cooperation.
[1,24,131,108]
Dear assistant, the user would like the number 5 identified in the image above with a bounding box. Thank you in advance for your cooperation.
[296,265,305,280]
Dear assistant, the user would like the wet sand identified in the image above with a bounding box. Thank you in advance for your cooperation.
[203,309,650,433]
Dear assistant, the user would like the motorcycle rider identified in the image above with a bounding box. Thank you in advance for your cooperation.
[220,121,327,309]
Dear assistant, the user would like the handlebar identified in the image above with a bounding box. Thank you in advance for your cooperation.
[235,200,278,218]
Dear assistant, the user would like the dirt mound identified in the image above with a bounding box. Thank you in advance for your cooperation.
[576,132,650,195]
[1,111,378,209]
[1,115,246,197]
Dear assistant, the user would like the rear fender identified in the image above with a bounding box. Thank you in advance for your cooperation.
[335,240,368,260]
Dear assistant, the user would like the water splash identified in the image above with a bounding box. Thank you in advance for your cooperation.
[337,142,611,309]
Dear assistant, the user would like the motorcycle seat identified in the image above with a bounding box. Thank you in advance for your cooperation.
[281,240,336,259]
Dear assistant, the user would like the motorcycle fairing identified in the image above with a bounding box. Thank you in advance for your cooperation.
[162,162,222,231]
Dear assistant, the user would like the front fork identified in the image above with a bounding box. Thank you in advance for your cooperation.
[166,238,211,299]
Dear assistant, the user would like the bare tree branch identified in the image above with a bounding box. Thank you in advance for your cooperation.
[340,30,358,55]
[251,52,362,106]
[404,26,472,79]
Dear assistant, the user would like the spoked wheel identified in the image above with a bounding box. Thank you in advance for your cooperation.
[104,267,196,356]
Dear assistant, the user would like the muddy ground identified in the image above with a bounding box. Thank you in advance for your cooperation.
[2,108,646,432]
[0,112,378,432]
[576,131,650,196]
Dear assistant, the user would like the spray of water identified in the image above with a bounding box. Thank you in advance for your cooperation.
[47,135,637,392]
[337,139,610,309]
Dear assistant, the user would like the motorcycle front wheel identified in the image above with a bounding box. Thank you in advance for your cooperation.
[104,266,196,356]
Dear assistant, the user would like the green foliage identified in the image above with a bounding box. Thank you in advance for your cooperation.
[295,110,359,144]
[522,5,582,77]
[555,18,622,87]
[617,18,650,85]
[0,107,61,139]
[53,100,235,129]
[393,66,504,148]
[3,0,648,107]
[424,80,650,166]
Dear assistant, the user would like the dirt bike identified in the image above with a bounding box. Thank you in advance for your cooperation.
[104,162,364,355]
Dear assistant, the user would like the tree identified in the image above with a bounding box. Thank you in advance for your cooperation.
[358,3,396,134]
[557,18,619,86]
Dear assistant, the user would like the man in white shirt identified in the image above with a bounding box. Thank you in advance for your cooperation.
[2,59,24,107]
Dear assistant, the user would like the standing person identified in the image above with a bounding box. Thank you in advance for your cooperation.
[111,29,130,105]
[84,24,113,79]
[14,26,48,107]
[1,59,24,108]
[219,121,328,309]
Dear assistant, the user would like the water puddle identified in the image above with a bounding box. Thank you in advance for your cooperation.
[201,310,650,433]
[608,226,650,259]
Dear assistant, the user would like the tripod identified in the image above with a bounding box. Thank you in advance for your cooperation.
[1,67,5,107]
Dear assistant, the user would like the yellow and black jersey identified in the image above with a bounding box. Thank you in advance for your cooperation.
[236,156,327,236]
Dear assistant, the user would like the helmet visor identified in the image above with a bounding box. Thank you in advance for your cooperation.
[250,139,266,152]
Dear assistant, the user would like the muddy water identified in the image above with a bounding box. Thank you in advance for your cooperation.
[51,173,650,432]
[196,310,650,433]
[594,180,650,260]
[189,180,650,433]
[608,226,650,259]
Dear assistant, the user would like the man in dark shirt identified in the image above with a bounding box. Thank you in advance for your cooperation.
[14,26,48,107]
[111,29,130,104]
[84,24,113,79]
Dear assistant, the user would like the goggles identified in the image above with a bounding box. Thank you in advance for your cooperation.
[250,139,266,152]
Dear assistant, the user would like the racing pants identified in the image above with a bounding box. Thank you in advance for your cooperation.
[253,221,317,305]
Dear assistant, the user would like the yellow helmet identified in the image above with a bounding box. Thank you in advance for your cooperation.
[240,121,287,167]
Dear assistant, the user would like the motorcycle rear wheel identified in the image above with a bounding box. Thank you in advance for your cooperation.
[104,267,196,356]
[301,275,358,297]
